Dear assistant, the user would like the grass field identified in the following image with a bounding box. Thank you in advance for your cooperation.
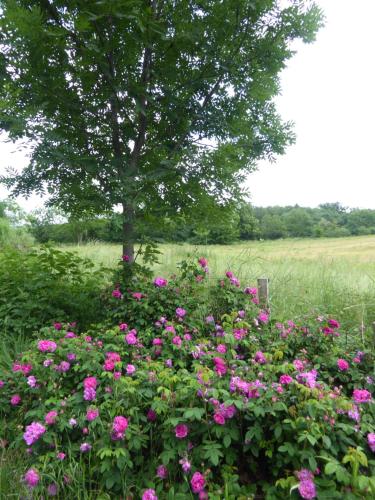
[62,235,375,333]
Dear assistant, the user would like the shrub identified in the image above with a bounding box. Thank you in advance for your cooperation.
[0,246,108,337]
[0,259,374,498]
[0,217,34,249]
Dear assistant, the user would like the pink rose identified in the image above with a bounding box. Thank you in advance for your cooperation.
[154,277,167,287]
[45,410,58,425]
[279,374,293,385]
[353,389,372,404]
[175,424,188,439]
[337,359,349,371]
[37,340,57,352]
[191,472,206,493]
[86,408,99,422]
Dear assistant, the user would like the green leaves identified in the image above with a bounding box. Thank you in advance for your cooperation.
[0,0,322,246]
[183,407,205,420]
[202,441,224,466]
[278,442,295,457]
[0,245,106,337]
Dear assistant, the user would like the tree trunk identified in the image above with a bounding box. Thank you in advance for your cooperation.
[122,202,135,262]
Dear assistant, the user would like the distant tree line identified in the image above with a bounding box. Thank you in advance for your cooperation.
[26,202,375,245]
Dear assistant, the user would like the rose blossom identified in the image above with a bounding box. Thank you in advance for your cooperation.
[367,433,375,452]
[142,489,158,500]
[84,387,96,401]
[298,480,316,499]
[191,472,206,493]
[45,410,58,425]
[11,394,21,405]
[254,351,266,364]
[37,340,57,352]
[279,375,293,385]
[258,311,269,324]
[293,359,304,371]
[56,361,70,372]
[83,376,97,389]
[23,422,46,445]
[147,409,157,421]
[111,416,128,440]
[13,362,33,375]
[179,457,191,472]
[176,307,186,318]
[328,319,340,328]
[153,277,167,287]
[24,468,40,489]
[175,424,188,438]
[86,408,99,422]
[80,442,92,452]
[156,464,168,479]
[112,289,122,298]
[172,336,182,347]
[198,257,208,267]
[337,359,349,371]
[353,389,372,404]
[125,332,137,345]
[104,359,115,371]
[213,357,227,376]
[217,344,226,353]
[65,331,76,338]
[213,413,225,425]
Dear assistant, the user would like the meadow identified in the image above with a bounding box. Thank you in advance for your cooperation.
[64,235,375,333]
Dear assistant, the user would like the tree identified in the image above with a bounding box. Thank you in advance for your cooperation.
[260,213,287,239]
[346,209,375,235]
[0,0,322,261]
[283,207,313,237]
[238,203,260,240]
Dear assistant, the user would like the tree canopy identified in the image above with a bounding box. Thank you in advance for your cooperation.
[0,0,323,257]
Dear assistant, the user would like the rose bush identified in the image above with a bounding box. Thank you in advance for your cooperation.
[0,258,374,499]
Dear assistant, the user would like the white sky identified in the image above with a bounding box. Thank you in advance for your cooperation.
[1,0,374,211]
[248,0,375,209]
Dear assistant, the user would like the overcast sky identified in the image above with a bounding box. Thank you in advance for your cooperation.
[248,0,375,209]
[1,0,374,211]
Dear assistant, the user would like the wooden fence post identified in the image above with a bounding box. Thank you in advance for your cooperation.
[257,278,269,309]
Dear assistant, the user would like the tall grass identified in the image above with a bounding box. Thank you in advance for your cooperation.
[62,236,375,333]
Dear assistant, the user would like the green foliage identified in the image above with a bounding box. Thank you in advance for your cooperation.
[0,198,34,248]
[0,260,374,498]
[261,213,288,239]
[0,246,108,337]
[0,0,323,253]
[27,202,375,245]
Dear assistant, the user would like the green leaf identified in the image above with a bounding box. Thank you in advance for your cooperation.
[183,407,205,420]
[325,462,338,475]
[223,434,231,448]
[322,435,331,448]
